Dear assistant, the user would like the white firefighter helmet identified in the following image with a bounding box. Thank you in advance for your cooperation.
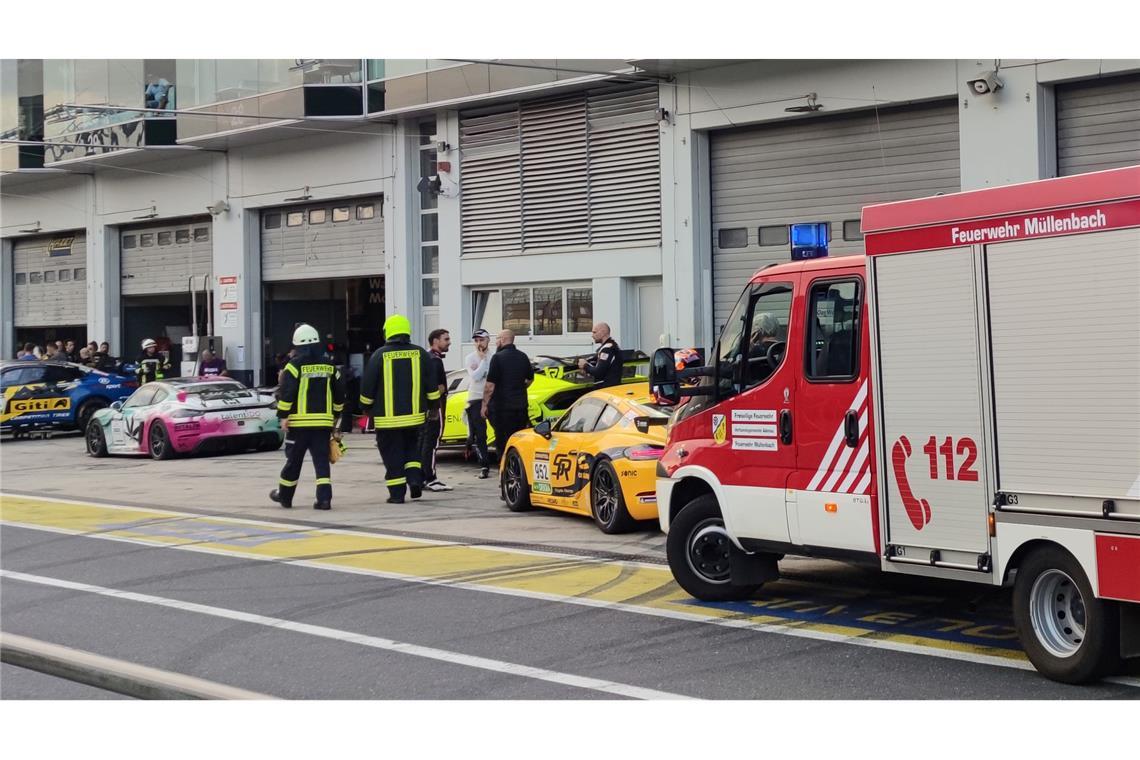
[141,338,157,350]
[292,324,320,346]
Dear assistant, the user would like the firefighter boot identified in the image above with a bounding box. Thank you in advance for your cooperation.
[269,489,293,509]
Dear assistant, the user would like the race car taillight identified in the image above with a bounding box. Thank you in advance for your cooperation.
[625,445,664,460]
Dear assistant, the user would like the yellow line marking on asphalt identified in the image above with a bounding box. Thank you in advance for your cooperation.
[1,493,1035,670]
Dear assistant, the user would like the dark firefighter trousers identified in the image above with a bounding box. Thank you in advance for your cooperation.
[376,425,425,500]
[278,427,332,505]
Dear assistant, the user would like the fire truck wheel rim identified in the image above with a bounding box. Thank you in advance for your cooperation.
[1029,568,1086,659]
[687,520,732,584]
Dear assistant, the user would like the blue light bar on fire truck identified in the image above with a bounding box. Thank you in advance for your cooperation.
[790,222,829,261]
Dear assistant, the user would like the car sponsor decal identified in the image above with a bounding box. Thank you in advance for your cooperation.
[712,414,726,444]
[8,397,70,414]
[218,410,263,421]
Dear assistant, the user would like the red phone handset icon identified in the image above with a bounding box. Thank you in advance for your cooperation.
[892,435,932,530]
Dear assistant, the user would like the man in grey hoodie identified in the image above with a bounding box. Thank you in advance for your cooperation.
[464,328,493,479]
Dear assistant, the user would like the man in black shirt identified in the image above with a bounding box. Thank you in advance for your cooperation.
[578,322,623,388]
[420,328,453,492]
[481,329,534,464]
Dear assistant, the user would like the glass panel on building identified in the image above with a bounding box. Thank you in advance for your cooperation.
[308,208,327,225]
[122,235,137,249]
[157,231,172,246]
[175,229,190,243]
[74,267,86,280]
[759,225,789,247]
[718,228,747,249]
[843,219,863,241]
[59,269,71,282]
[29,272,43,284]
[286,211,304,227]
[264,213,281,229]
[140,233,154,247]
[332,206,350,223]
[421,245,439,274]
[534,287,564,335]
[44,270,57,283]
[420,213,438,243]
[502,288,531,336]
[356,203,374,220]
[566,287,593,332]
[193,227,209,242]
[422,277,439,307]
[14,273,26,285]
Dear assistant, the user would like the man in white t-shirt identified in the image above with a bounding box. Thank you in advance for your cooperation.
[465,329,493,478]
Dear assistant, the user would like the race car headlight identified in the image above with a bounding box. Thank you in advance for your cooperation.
[171,408,205,418]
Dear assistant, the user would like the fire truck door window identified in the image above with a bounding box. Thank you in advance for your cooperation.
[805,279,861,381]
[743,283,794,389]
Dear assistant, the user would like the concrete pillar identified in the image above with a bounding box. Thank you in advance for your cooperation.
[435,109,463,369]
[1,238,13,358]
[958,59,1056,190]
[86,222,121,353]
[209,202,260,387]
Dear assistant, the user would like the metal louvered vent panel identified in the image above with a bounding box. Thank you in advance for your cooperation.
[1056,74,1140,176]
[460,84,661,254]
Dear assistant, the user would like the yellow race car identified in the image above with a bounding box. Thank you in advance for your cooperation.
[498,382,671,533]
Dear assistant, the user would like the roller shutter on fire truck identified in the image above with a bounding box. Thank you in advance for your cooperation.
[12,232,87,328]
[709,101,961,328]
[1056,73,1140,176]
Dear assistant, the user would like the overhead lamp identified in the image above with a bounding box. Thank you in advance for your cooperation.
[132,204,159,220]
[284,185,312,202]
[19,221,43,233]
[785,93,822,113]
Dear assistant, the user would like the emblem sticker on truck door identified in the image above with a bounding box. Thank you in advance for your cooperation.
[712,414,726,444]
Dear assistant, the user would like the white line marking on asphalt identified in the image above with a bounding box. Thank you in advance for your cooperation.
[0,569,692,701]
[5,516,1139,689]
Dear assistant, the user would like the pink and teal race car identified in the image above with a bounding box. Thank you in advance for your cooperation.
[85,377,284,460]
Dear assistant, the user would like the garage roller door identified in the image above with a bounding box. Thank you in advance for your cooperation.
[709,101,960,327]
[121,219,213,296]
[12,233,87,327]
[260,196,384,282]
[1056,73,1140,177]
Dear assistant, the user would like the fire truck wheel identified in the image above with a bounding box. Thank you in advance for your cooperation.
[503,449,532,512]
[667,494,763,602]
[1013,545,1121,684]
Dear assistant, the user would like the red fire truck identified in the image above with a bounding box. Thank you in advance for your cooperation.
[650,166,1140,683]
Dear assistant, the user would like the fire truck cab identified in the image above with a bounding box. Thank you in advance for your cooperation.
[651,165,1140,683]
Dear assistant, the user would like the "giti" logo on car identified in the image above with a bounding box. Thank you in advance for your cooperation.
[9,398,70,413]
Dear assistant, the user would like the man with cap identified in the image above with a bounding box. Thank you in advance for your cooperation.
[136,338,171,385]
[360,314,439,504]
[464,328,493,479]
[270,324,345,511]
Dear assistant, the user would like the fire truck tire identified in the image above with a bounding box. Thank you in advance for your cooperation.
[503,449,533,512]
[667,494,763,602]
[1013,545,1121,684]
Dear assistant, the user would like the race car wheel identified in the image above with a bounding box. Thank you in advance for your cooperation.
[591,459,636,534]
[85,419,108,458]
[148,421,174,460]
[503,449,532,512]
[1013,544,1121,684]
[77,398,109,432]
[258,435,284,452]
[666,494,763,602]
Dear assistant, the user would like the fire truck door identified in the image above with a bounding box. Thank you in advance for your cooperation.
[787,273,877,554]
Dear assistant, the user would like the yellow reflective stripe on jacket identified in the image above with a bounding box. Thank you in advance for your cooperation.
[277,400,294,411]
[372,412,426,429]
[332,402,344,413]
[284,364,299,378]
[426,389,441,401]
[288,414,334,427]
[360,395,374,406]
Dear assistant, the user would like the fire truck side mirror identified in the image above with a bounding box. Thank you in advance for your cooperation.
[650,348,681,405]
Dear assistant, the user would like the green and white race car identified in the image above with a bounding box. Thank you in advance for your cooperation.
[440,352,649,448]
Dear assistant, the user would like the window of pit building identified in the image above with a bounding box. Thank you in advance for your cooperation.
[176,229,190,244]
[44,270,57,283]
[158,231,172,246]
[123,235,137,249]
[264,213,281,230]
[534,287,563,336]
[332,206,350,223]
[74,267,85,280]
[472,285,593,338]
[59,269,71,282]
[309,208,327,225]
[140,234,154,248]
[567,287,593,333]
[718,228,747,249]
[193,227,209,242]
[286,212,303,227]
[843,219,863,241]
[759,225,789,247]
[15,273,26,285]
[29,272,43,284]
[356,203,374,220]
[502,288,532,336]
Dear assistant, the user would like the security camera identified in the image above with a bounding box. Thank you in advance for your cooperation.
[207,200,230,216]
[967,71,1003,95]
[417,175,442,196]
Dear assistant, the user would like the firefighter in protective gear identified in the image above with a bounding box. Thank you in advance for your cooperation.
[359,313,439,504]
[136,338,171,384]
[270,323,346,511]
